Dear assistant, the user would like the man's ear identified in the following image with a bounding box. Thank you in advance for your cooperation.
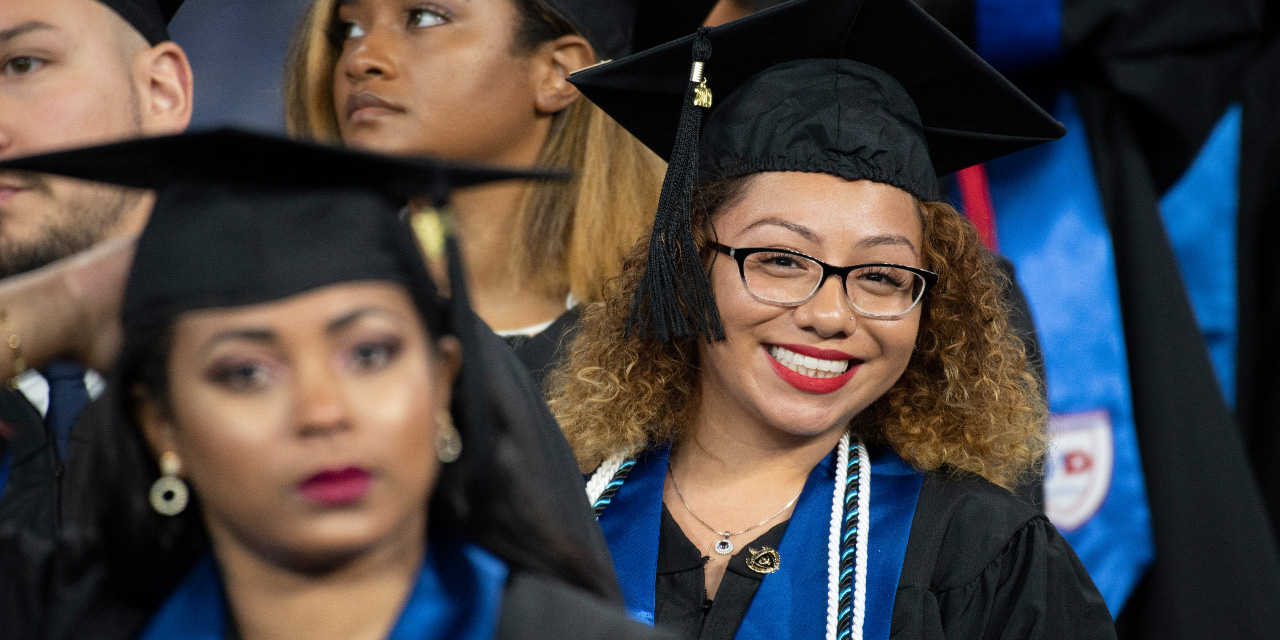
[133,384,180,470]
[532,35,596,116]
[136,42,195,135]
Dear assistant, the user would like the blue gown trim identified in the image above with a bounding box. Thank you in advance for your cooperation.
[139,537,508,640]
[598,442,922,639]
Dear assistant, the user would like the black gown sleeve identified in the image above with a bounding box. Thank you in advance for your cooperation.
[498,570,678,640]
[512,308,581,391]
[891,472,1115,640]
[0,389,59,538]
[463,312,622,602]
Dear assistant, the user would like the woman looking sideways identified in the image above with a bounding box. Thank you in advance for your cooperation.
[285,0,714,381]
[551,0,1114,637]
[0,131,673,640]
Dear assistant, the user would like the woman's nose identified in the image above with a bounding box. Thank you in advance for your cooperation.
[293,362,352,438]
[792,275,856,338]
[342,27,399,82]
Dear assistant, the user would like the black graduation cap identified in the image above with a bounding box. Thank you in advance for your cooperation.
[99,0,185,45]
[569,0,1066,343]
[0,129,620,594]
[546,0,718,60]
[0,128,558,338]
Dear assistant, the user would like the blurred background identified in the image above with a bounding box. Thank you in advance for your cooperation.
[169,0,311,132]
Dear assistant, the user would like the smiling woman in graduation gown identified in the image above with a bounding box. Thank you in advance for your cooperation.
[0,131,672,640]
[549,0,1115,638]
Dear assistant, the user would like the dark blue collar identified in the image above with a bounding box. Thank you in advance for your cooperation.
[140,537,509,640]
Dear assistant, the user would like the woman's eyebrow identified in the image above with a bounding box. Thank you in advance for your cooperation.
[326,307,399,335]
[741,217,818,242]
[200,329,275,357]
[857,233,917,253]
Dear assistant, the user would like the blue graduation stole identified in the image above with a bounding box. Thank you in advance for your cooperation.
[597,443,923,640]
[983,91,1155,615]
[139,537,509,640]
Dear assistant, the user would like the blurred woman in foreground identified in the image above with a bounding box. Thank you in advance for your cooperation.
[0,130,668,640]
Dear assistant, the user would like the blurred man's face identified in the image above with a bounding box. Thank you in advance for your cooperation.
[0,0,151,277]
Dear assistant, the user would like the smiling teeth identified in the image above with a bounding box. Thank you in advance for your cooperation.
[769,346,850,378]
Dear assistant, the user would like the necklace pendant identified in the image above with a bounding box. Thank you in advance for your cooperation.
[714,537,734,555]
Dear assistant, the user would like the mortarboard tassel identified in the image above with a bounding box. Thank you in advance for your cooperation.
[627,28,726,343]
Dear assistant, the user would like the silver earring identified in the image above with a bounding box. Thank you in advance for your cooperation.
[149,451,189,516]
[436,411,462,463]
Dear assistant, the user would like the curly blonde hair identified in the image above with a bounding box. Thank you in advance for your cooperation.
[548,179,1047,489]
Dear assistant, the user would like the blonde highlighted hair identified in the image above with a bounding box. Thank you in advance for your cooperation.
[283,0,665,303]
[549,183,1047,489]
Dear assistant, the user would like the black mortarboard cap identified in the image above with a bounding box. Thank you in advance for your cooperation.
[98,0,185,46]
[569,0,1066,344]
[0,128,557,339]
[545,0,718,60]
[0,130,611,590]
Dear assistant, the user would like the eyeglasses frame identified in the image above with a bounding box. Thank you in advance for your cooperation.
[708,242,939,320]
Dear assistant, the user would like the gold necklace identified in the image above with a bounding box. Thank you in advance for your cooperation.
[668,466,801,555]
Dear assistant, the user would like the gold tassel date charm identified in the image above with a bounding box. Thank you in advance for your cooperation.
[691,61,713,108]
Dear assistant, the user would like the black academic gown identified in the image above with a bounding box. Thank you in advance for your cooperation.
[0,387,118,542]
[653,470,1113,640]
[1062,0,1280,636]
[911,0,1280,635]
[1236,20,1280,550]
[0,389,64,538]
[461,311,620,599]
[0,527,673,640]
[892,472,1113,639]
[509,308,581,391]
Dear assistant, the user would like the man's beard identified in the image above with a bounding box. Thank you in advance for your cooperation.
[0,178,143,278]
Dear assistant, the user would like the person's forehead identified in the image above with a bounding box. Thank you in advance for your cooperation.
[718,174,924,250]
[0,0,119,39]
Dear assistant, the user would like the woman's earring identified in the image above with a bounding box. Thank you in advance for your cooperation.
[149,451,189,516]
[436,411,462,463]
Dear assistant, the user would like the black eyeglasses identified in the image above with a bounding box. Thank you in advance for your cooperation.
[710,243,938,319]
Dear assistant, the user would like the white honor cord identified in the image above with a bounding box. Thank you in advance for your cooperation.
[825,433,850,640]
[586,451,630,505]
[851,440,871,638]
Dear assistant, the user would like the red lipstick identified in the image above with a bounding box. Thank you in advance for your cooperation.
[299,467,372,506]
[765,345,861,394]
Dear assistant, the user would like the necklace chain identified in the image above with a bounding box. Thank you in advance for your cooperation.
[668,464,802,555]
